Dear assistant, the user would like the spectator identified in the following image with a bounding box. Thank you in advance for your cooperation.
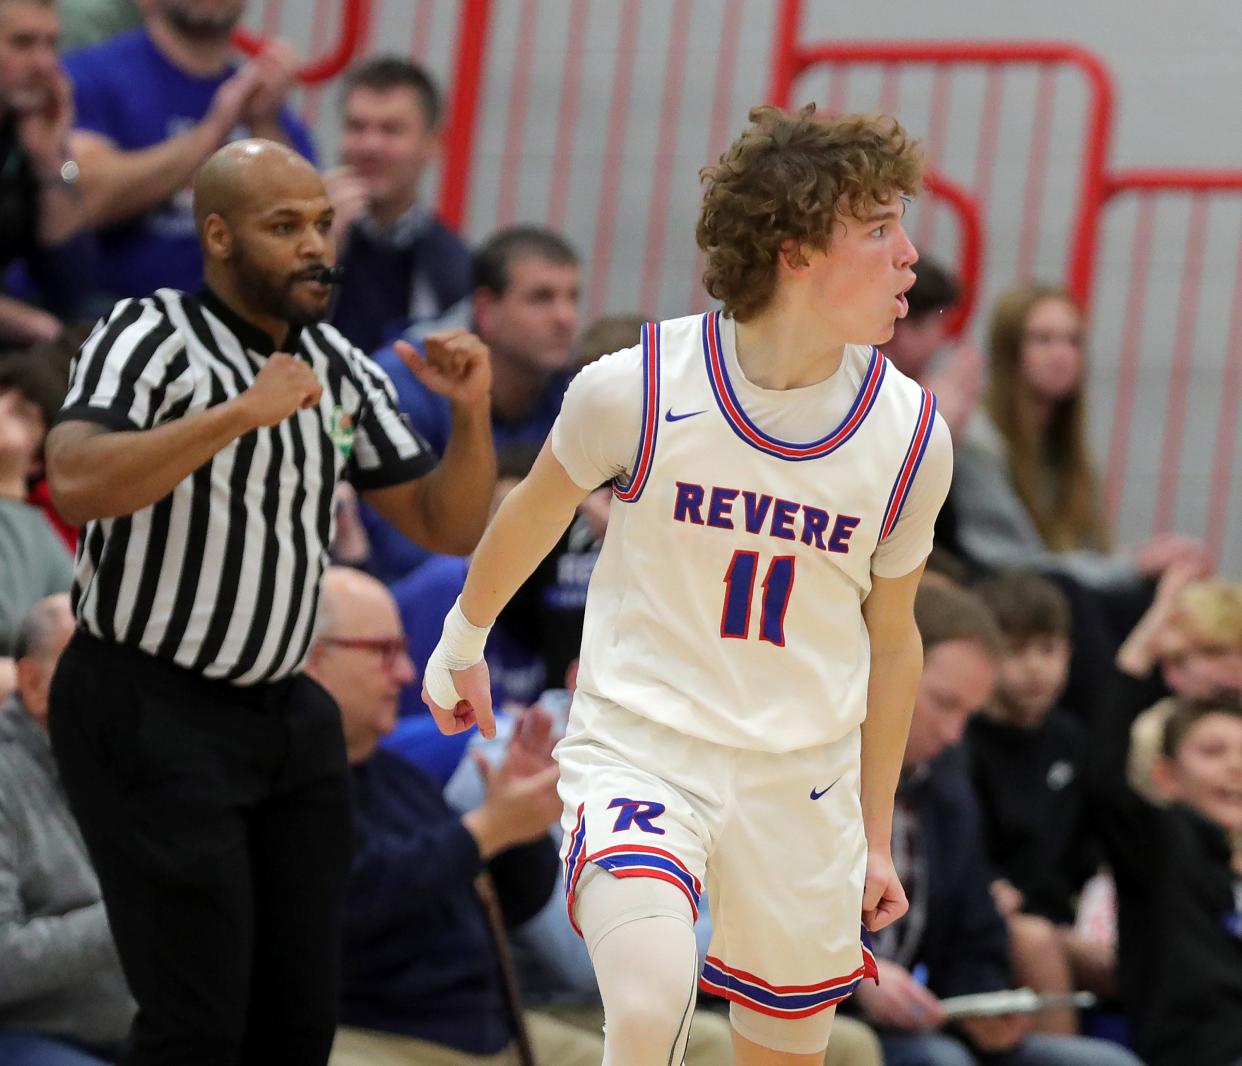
[1089,562,1242,1066]
[883,258,982,439]
[364,226,580,582]
[302,567,604,1066]
[56,0,140,52]
[325,56,473,354]
[854,582,1142,1066]
[2,335,78,550]
[0,594,134,1065]
[0,0,93,341]
[1091,685,1242,1066]
[951,284,1205,715]
[64,0,314,302]
[1114,563,1242,710]
[951,283,1202,590]
[377,225,579,457]
[572,311,646,372]
[965,571,1103,1034]
[0,354,73,661]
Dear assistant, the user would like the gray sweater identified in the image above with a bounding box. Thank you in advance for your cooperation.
[0,498,74,655]
[950,412,1141,590]
[0,696,133,1046]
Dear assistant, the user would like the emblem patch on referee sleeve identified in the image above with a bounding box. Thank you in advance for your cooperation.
[330,406,354,459]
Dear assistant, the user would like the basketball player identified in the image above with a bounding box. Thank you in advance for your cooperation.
[423,105,951,1066]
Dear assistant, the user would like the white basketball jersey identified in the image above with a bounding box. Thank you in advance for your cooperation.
[575,312,938,753]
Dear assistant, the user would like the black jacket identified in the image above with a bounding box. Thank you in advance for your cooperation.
[895,754,1012,999]
[340,749,559,1055]
[1089,670,1242,1066]
[966,710,1097,924]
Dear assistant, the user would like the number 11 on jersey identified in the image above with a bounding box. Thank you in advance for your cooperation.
[720,550,796,646]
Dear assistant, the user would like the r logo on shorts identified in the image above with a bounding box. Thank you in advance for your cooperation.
[608,797,666,835]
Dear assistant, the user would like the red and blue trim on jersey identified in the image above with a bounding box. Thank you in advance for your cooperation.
[699,942,879,1018]
[700,310,886,462]
[879,387,937,540]
[613,320,661,502]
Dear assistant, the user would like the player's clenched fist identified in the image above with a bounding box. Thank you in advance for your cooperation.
[236,352,323,429]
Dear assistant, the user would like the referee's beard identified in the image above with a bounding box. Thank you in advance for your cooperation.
[231,245,333,329]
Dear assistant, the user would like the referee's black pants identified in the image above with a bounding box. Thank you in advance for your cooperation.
[48,631,353,1066]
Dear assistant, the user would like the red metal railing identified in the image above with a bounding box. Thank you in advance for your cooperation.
[437,0,492,230]
[1100,175,1242,554]
[770,0,1242,563]
[236,0,491,231]
[232,0,373,83]
[921,170,983,339]
[768,18,1116,330]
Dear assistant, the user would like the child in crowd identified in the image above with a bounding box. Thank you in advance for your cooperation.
[966,571,1104,1034]
[1091,565,1242,1066]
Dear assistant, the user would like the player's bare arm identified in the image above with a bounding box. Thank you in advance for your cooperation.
[859,559,927,931]
[421,439,591,738]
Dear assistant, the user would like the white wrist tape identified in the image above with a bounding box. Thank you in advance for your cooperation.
[423,597,492,709]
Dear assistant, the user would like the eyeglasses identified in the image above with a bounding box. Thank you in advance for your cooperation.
[319,636,410,671]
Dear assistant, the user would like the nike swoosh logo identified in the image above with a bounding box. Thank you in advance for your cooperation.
[664,408,707,423]
[810,779,840,801]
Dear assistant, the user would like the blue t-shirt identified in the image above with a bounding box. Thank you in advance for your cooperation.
[65,29,317,299]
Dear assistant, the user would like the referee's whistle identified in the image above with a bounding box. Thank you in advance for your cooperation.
[308,264,346,285]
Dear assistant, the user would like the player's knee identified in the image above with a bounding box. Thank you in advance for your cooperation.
[601,979,697,1060]
[729,1002,837,1056]
[596,915,698,1031]
[603,971,693,1046]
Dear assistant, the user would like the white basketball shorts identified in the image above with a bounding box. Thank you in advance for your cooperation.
[556,692,878,1018]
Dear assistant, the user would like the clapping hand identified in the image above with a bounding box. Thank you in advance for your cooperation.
[241,40,301,129]
[16,66,74,172]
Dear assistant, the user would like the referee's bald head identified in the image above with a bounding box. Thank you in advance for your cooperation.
[194,139,338,326]
[193,139,323,236]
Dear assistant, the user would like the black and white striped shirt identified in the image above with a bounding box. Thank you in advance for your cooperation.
[57,287,436,685]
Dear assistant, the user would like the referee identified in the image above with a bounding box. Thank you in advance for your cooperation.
[43,140,496,1066]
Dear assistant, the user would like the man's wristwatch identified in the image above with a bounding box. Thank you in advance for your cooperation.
[39,158,80,187]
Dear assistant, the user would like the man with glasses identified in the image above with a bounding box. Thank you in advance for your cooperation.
[303,567,606,1066]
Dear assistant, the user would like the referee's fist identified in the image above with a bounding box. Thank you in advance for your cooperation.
[240,353,323,428]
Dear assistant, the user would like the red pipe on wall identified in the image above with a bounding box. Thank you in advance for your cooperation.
[922,170,983,339]
[546,0,590,229]
[1206,233,1242,564]
[767,2,1118,322]
[233,0,371,84]
[1153,197,1209,534]
[437,0,493,230]
[1103,195,1156,522]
